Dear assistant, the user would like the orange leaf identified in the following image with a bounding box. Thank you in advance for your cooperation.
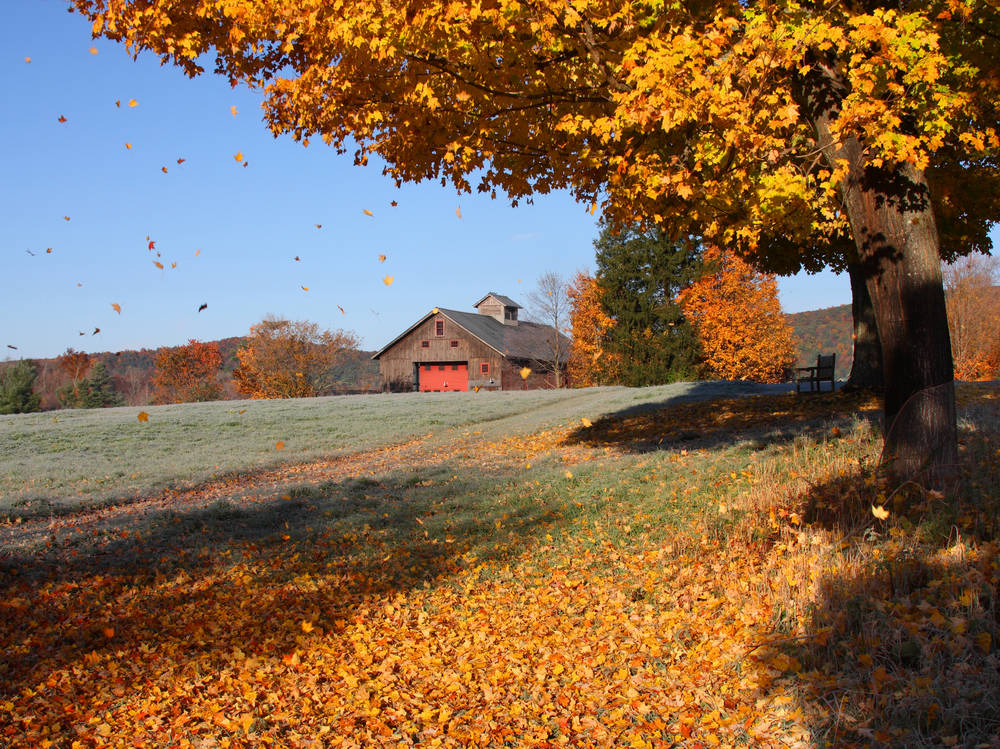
[153,260,164,269]
[24,57,31,63]
[136,411,149,423]
[300,620,315,633]
[275,441,285,451]
[161,166,168,173]
[176,157,186,164]
[363,209,374,216]
[195,248,201,256]
[89,47,98,55]
[520,366,532,379]
[124,142,132,149]
[234,151,243,161]
[337,305,345,314]
[872,505,889,520]
[456,206,462,219]
[231,105,238,116]
[57,115,67,123]
[377,254,387,263]
[383,275,394,286]
[128,98,137,107]
[111,303,121,314]
[301,286,309,291]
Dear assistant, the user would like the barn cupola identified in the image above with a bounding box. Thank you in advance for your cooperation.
[473,293,521,326]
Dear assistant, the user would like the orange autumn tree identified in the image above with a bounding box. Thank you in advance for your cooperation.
[71,0,1000,481]
[679,247,796,384]
[944,254,1000,381]
[567,271,619,386]
[153,339,223,403]
[233,316,360,399]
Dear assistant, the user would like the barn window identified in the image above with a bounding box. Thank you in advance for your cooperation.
[481,363,489,374]
[438,365,445,371]
[421,340,429,348]
[451,364,458,370]
[450,340,459,348]
[435,320,445,336]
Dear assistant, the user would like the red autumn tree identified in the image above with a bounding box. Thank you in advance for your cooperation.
[153,340,224,403]
[944,254,1000,382]
[567,271,620,387]
[678,247,797,384]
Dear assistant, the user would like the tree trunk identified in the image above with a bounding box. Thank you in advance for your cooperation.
[844,260,884,392]
[796,61,958,488]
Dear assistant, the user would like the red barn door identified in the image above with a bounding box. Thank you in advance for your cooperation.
[418,363,468,392]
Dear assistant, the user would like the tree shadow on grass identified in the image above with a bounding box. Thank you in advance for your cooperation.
[562,385,882,455]
[0,461,574,744]
[749,419,1000,747]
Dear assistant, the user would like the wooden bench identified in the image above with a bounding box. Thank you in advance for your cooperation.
[795,353,836,393]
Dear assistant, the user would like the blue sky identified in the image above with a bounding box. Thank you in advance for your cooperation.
[3,0,860,360]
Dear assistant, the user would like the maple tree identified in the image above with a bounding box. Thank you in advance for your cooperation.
[153,339,224,403]
[678,246,797,384]
[944,254,1000,381]
[594,222,702,386]
[233,316,360,399]
[567,271,619,387]
[69,0,1000,482]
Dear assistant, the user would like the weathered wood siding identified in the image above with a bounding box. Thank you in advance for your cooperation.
[378,313,503,391]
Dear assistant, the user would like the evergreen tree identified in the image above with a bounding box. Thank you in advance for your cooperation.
[79,362,123,408]
[594,222,703,386]
[0,359,42,415]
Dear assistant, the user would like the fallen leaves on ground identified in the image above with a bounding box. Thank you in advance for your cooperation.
[1,388,996,748]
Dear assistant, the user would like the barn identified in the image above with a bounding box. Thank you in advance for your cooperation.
[372,293,571,392]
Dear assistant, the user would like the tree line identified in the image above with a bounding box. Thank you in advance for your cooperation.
[0,317,378,413]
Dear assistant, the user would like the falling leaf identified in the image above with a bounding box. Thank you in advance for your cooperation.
[136,411,149,423]
[57,115,67,123]
[301,620,314,633]
[456,206,462,219]
[195,249,201,257]
[275,441,285,451]
[363,209,374,216]
[301,286,309,291]
[89,47,98,55]
[161,166,168,173]
[377,254,387,263]
[128,98,137,107]
[234,151,243,162]
[176,158,185,164]
[111,303,121,314]
[170,262,177,269]
[24,57,31,63]
[564,470,573,479]
[391,200,398,207]
[473,385,480,392]
[432,307,439,314]
[25,250,35,256]
[6,345,17,350]
[581,417,592,428]
[243,161,248,168]
[872,504,890,520]
[231,105,238,116]
[46,248,52,254]
[115,99,121,108]
[198,303,207,312]
[520,367,532,379]
[77,282,82,287]
[92,327,100,335]
[294,256,301,261]
[153,260,164,269]
[64,216,70,221]
[337,305,345,314]
[124,142,132,149]
[148,240,155,250]
[383,275,394,286]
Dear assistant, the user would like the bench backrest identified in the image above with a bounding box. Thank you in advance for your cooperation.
[816,354,836,378]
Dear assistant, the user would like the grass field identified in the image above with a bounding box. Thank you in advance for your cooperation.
[1,382,998,748]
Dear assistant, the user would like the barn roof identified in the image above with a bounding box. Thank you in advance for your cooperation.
[473,292,522,309]
[370,307,569,362]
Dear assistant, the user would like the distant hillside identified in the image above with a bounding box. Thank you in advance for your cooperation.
[785,304,852,380]
[11,338,379,410]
